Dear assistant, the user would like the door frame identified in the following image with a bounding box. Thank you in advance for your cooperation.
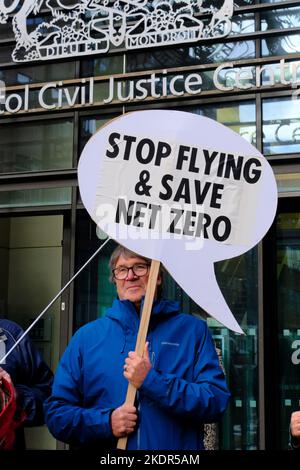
[263,195,300,449]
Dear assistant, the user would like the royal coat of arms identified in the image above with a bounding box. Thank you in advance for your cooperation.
[0,0,234,62]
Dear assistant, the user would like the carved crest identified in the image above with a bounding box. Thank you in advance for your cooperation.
[0,0,234,62]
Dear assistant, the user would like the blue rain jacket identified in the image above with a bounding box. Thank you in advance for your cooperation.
[44,299,230,450]
[0,319,53,449]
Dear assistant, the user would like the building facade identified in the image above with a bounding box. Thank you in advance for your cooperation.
[0,0,299,449]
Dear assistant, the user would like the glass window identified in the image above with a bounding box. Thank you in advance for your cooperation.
[276,173,300,193]
[261,7,300,31]
[126,40,255,72]
[262,33,300,57]
[79,114,120,154]
[0,22,13,40]
[261,8,300,57]
[26,14,46,33]
[262,97,300,155]
[180,101,256,146]
[0,187,72,208]
[231,14,255,35]
[213,249,259,449]
[74,210,115,331]
[276,212,300,448]
[256,60,300,86]
[261,1,290,3]
[28,85,80,110]
[0,62,76,86]
[0,119,74,173]
[0,45,13,64]
[163,249,259,449]
[81,55,123,78]
[93,81,116,103]
[216,65,256,89]
[0,214,64,450]
[235,0,256,4]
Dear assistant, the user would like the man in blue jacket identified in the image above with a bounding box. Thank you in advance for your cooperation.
[44,245,230,450]
[0,319,53,449]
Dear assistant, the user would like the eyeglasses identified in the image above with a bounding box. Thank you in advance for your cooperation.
[112,263,150,280]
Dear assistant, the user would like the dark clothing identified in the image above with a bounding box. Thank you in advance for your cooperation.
[44,299,230,450]
[290,434,300,450]
[0,319,53,449]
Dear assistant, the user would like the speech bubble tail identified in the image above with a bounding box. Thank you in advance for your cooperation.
[164,252,244,334]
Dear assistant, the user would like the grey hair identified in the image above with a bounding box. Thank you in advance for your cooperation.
[109,245,151,282]
[109,245,164,299]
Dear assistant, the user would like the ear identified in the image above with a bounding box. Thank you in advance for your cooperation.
[156,272,162,286]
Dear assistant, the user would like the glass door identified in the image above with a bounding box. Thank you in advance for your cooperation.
[276,209,300,448]
[0,214,64,449]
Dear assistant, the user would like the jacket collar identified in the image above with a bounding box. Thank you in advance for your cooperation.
[106,298,180,332]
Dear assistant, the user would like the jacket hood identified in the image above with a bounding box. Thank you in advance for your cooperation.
[105,298,180,333]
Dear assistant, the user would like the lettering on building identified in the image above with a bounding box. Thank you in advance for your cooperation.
[0,59,299,116]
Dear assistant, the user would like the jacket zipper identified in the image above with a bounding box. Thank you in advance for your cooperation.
[137,390,141,450]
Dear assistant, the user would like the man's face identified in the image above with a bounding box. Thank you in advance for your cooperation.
[113,254,161,308]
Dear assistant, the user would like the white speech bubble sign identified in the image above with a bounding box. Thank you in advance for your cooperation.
[78,110,278,334]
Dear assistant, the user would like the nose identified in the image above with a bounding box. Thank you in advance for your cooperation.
[126,268,138,280]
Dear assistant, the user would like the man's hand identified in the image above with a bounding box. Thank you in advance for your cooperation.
[291,411,300,443]
[110,404,138,437]
[123,342,152,389]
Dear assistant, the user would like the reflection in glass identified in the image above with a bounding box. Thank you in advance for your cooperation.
[276,173,300,193]
[261,8,300,56]
[181,102,256,145]
[93,81,117,102]
[126,40,254,72]
[0,45,13,64]
[261,7,300,30]
[0,215,63,373]
[258,60,300,86]
[80,115,121,155]
[262,97,300,155]
[231,14,255,34]
[81,55,123,78]
[262,33,300,57]
[276,212,300,448]
[217,65,256,89]
[74,210,116,330]
[0,187,72,208]
[213,249,259,449]
[235,0,256,5]
[0,119,74,173]
[0,62,76,86]
[28,86,79,109]
[120,71,213,100]
[0,21,13,40]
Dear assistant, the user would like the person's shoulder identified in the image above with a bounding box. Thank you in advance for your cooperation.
[289,436,300,450]
[0,319,24,339]
[175,312,208,332]
[71,317,108,340]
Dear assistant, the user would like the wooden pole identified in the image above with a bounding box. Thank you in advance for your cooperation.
[117,259,161,450]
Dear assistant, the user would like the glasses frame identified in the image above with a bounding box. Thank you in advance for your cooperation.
[112,263,150,280]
